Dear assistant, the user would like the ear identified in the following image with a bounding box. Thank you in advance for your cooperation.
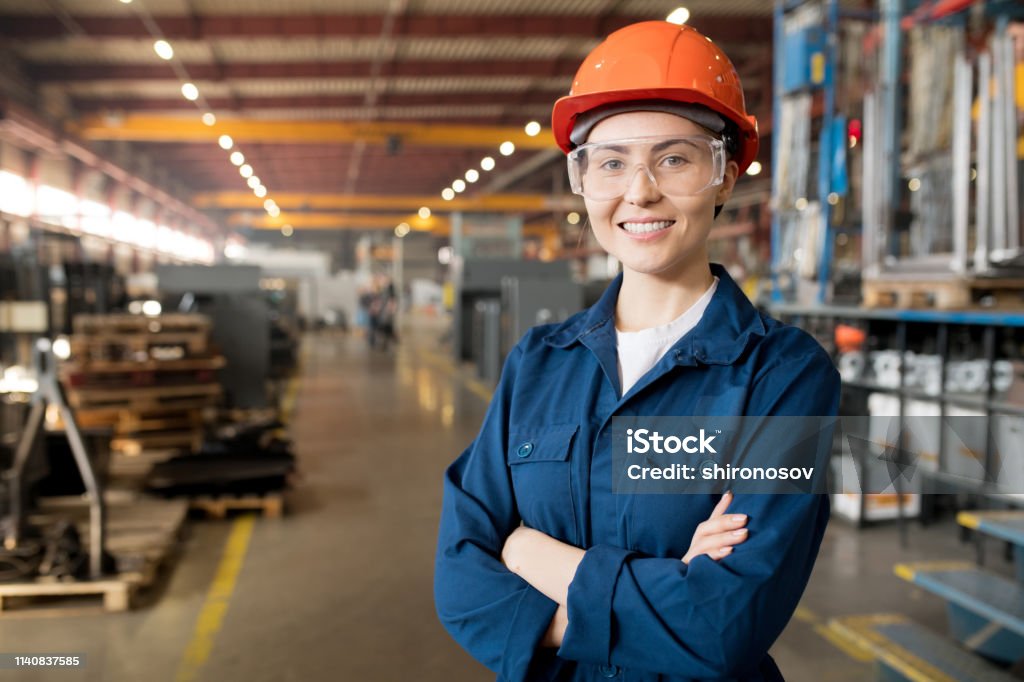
[715,160,740,207]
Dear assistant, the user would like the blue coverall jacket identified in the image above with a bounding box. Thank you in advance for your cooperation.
[435,264,841,681]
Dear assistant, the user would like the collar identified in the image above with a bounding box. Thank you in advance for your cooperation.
[543,263,766,366]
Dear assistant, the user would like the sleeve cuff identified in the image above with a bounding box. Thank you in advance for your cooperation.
[558,544,634,666]
[500,586,560,682]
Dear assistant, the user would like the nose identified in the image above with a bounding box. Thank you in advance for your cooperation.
[622,164,661,205]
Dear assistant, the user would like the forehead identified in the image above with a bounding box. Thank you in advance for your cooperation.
[586,111,707,144]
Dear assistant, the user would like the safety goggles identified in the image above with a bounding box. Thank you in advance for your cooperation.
[566,134,727,201]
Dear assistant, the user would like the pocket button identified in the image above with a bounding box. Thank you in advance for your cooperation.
[516,442,534,458]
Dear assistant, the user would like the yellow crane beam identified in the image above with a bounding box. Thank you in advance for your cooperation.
[237,212,558,237]
[196,191,582,213]
[70,116,556,149]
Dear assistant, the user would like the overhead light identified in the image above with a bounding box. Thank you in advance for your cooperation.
[746,161,762,176]
[418,207,431,219]
[281,224,293,237]
[181,83,199,101]
[795,197,808,211]
[499,141,515,156]
[153,40,174,60]
[247,176,261,189]
[908,178,921,192]
[218,134,233,150]
[465,169,479,183]
[452,179,466,193]
[666,7,690,24]
[230,151,245,166]
[119,0,132,4]
[263,199,277,211]
[254,185,267,198]
[441,188,455,201]
[52,337,71,360]
[142,300,162,316]
[202,112,216,126]
[567,211,581,225]
[481,156,496,171]
[239,164,253,178]
[524,121,542,137]
[827,192,840,205]
[395,223,411,238]
[267,206,280,218]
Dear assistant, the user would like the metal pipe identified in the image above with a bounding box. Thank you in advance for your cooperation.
[862,92,878,276]
[1000,30,1020,253]
[976,52,992,273]
[992,32,1007,258]
[952,54,971,274]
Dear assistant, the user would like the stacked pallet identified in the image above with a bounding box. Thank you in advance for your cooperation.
[62,313,225,455]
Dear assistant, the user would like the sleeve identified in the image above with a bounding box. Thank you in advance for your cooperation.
[434,345,561,681]
[558,350,840,677]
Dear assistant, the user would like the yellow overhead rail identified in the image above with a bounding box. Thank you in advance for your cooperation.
[238,212,558,237]
[70,116,556,149]
[194,192,582,213]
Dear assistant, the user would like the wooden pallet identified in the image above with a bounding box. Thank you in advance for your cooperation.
[111,430,202,456]
[67,383,222,410]
[189,492,284,520]
[70,332,209,360]
[73,313,211,335]
[74,399,219,429]
[863,276,1024,309]
[0,576,140,613]
[0,495,188,614]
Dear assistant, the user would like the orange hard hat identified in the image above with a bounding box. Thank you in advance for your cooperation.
[551,21,759,174]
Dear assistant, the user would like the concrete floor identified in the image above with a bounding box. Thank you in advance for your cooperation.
[0,325,1012,681]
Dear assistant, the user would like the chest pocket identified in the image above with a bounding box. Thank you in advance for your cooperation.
[507,423,579,545]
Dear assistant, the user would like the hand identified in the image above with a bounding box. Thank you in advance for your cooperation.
[540,605,568,648]
[501,525,534,574]
[681,491,748,565]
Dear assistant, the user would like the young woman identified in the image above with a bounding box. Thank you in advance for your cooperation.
[435,21,840,682]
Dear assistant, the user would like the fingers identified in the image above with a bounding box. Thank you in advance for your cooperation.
[697,512,748,538]
[708,490,733,519]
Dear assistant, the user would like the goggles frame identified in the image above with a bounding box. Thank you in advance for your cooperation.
[566,134,727,201]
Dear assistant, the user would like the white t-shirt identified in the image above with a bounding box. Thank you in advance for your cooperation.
[615,277,719,395]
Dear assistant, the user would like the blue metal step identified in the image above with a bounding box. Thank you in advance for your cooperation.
[894,562,1024,663]
[958,511,1024,547]
[829,613,1018,682]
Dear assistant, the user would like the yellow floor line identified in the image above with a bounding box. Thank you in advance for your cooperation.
[175,515,256,682]
[417,349,494,402]
[793,605,819,624]
[813,623,876,663]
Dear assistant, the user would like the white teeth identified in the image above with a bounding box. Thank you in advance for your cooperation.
[620,221,674,234]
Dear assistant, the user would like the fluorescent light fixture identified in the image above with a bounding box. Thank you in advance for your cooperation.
[452,179,466,193]
[218,134,233,150]
[481,156,496,171]
[746,161,762,176]
[524,121,541,136]
[230,151,245,166]
[418,207,431,219]
[441,188,455,201]
[181,83,199,101]
[499,141,515,156]
[465,169,479,183]
[202,112,216,126]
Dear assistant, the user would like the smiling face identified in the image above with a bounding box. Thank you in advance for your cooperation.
[581,111,738,281]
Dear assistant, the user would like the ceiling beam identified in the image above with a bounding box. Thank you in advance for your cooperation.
[0,14,769,43]
[29,58,581,83]
[71,116,556,149]
[69,91,559,114]
[194,191,582,213]
[239,212,558,236]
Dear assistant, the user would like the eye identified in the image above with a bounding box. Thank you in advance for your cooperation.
[660,154,689,168]
[597,158,626,171]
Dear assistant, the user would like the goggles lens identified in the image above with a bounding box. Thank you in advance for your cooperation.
[567,134,726,200]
